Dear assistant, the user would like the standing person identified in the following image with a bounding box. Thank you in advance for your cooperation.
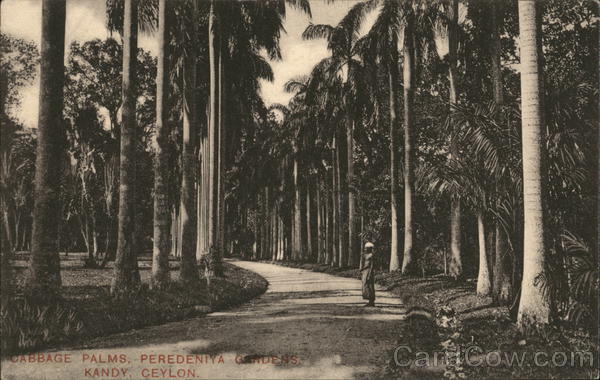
[361,242,376,307]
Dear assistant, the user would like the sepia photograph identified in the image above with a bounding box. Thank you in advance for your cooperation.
[0,0,598,379]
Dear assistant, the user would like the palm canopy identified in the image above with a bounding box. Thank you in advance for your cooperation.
[302,1,376,84]
[106,0,158,34]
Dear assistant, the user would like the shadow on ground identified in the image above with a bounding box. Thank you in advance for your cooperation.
[2,260,407,379]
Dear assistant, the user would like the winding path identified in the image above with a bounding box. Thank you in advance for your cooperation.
[1,260,406,380]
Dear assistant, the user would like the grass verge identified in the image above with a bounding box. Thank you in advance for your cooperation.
[1,262,268,357]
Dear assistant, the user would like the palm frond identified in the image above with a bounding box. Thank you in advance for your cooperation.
[284,0,312,18]
[303,23,336,42]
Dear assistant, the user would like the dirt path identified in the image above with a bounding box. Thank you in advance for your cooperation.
[1,260,406,379]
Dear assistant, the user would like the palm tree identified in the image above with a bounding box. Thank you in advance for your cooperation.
[365,0,437,274]
[112,0,141,293]
[302,1,373,267]
[206,0,220,277]
[151,0,170,287]
[443,102,501,296]
[446,0,463,280]
[283,77,309,261]
[488,0,513,304]
[401,8,417,275]
[201,0,311,275]
[179,0,200,283]
[516,0,550,327]
[27,0,66,295]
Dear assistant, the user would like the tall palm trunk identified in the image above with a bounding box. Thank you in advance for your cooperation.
[347,116,358,268]
[516,0,550,327]
[293,141,302,260]
[27,0,66,294]
[490,0,512,302]
[300,177,308,261]
[326,172,334,265]
[401,21,416,276]
[151,0,171,287]
[171,207,180,257]
[206,0,219,275]
[491,1,504,106]
[101,154,118,268]
[179,34,199,282]
[112,0,140,293]
[316,185,323,263]
[447,0,462,280]
[336,126,349,268]
[388,42,402,272]
[215,35,225,275]
[476,212,491,295]
[493,223,512,302]
[332,142,339,267]
[307,178,317,262]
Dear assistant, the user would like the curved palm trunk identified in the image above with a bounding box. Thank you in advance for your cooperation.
[112,0,140,293]
[447,0,463,280]
[151,0,171,287]
[388,45,402,272]
[401,22,416,276]
[516,0,550,327]
[27,0,66,294]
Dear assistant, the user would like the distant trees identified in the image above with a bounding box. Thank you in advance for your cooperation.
[1,33,38,255]
[260,0,597,331]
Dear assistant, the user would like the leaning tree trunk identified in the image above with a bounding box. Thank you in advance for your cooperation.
[401,22,416,276]
[151,0,171,288]
[516,0,550,327]
[112,0,140,294]
[27,0,66,295]
[447,0,463,280]
[388,43,402,272]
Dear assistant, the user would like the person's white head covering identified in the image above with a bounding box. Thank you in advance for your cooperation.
[364,242,374,249]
